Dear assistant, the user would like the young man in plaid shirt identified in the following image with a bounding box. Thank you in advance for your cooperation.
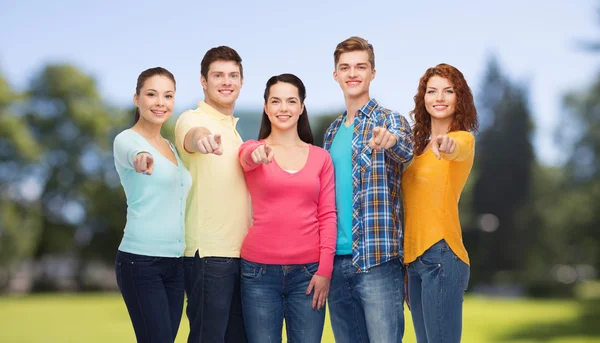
[324,36,414,343]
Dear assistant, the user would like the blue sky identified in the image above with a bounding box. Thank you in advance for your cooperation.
[2,0,598,165]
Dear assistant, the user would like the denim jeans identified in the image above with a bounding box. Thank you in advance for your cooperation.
[240,259,325,343]
[407,240,470,343]
[183,251,247,343]
[328,255,405,343]
[115,250,184,343]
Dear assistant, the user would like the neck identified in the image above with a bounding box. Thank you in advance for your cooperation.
[204,97,235,116]
[344,93,371,124]
[133,119,162,139]
[266,127,303,146]
[430,116,453,138]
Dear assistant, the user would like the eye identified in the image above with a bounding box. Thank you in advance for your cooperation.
[446,90,454,94]
[427,90,435,94]
[147,92,156,97]
[231,74,239,79]
[271,100,279,104]
[358,66,366,70]
[166,94,173,99]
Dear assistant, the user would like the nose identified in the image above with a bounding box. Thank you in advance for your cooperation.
[349,67,357,78]
[280,101,288,112]
[156,95,164,106]
[436,92,445,102]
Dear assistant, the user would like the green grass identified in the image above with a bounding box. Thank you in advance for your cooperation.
[0,294,598,342]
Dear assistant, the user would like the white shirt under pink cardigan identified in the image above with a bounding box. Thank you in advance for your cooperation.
[238,140,337,278]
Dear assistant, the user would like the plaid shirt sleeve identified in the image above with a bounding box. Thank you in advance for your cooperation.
[384,111,413,164]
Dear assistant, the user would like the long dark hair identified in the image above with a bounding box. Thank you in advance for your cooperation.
[258,73,314,144]
[134,67,176,124]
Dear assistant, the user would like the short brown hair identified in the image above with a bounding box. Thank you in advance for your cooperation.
[333,36,375,70]
[200,46,243,80]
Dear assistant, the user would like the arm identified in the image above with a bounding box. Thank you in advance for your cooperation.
[174,112,222,155]
[238,140,272,172]
[113,133,154,174]
[383,112,414,163]
[306,153,337,310]
[113,133,148,170]
[315,154,337,279]
[441,131,475,162]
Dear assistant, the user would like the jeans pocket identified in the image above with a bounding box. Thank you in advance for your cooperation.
[240,260,262,281]
[204,257,233,265]
[453,255,470,292]
[303,262,319,277]
[118,251,159,266]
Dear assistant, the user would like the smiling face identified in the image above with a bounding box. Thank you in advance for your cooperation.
[201,60,243,112]
[333,50,375,102]
[264,81,304,133]
[134,75,175,125]
[424,75,456,122]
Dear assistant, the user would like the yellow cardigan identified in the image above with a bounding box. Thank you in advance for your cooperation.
[402,131,475,265]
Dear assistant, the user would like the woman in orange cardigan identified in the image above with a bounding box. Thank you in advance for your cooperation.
[402,63,478,343]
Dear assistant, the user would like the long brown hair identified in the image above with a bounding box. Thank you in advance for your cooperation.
[258,73,314,144]
[409,63,478,155]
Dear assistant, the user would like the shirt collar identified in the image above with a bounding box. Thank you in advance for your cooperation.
[197,101,239,125]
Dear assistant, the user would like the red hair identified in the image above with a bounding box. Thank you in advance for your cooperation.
[409,63,478,155]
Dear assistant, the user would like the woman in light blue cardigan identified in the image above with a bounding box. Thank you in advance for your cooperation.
[113,67,191,343]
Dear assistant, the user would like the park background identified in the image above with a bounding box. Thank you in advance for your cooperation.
[1,1,599,342]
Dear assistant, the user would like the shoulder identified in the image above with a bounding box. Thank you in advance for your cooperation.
[326,115,344,131]
[448,131,475,143]
[310,145,333,162]
[114,129,136,147]
[373,104,403,121]
[241,139,262,149]
[176,108,211,127]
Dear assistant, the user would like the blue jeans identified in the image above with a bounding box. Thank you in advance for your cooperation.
[328,255,405,343]
[407,240,470,343]
[115,250,184,343]
[240,259,325,343]
[183,251,247,343]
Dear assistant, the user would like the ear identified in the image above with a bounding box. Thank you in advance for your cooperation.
[263,102,268,115]
[371,68,376,80]
[133,94,139,108]
[300,103,305,115]
[240,76,244,89]
[333,70,338,82]
[201,75,208,91]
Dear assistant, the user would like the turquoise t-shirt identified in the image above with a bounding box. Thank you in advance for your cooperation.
[113,129,192,257]
[329,122,354,255]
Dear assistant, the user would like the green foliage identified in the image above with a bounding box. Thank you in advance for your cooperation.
[0,294,598,343]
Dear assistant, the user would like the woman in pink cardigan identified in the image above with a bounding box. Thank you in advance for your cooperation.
[238,73,337,343]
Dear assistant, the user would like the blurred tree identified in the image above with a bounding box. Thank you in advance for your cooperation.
[0,73,43,288]
[24,64,127,290]
[468,57,537,285]
[557,70,600,269]
[310,113,340,147]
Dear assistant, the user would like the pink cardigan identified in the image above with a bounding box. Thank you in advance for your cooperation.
[238,140,337,278]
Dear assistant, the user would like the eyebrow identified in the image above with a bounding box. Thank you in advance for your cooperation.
[145,89,174,93]
[427,86,454,90]
[338,63,369,67]
[210,71,240,75]
[269,96,299,101]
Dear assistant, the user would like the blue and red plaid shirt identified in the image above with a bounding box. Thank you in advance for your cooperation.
[324,98,413,272]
